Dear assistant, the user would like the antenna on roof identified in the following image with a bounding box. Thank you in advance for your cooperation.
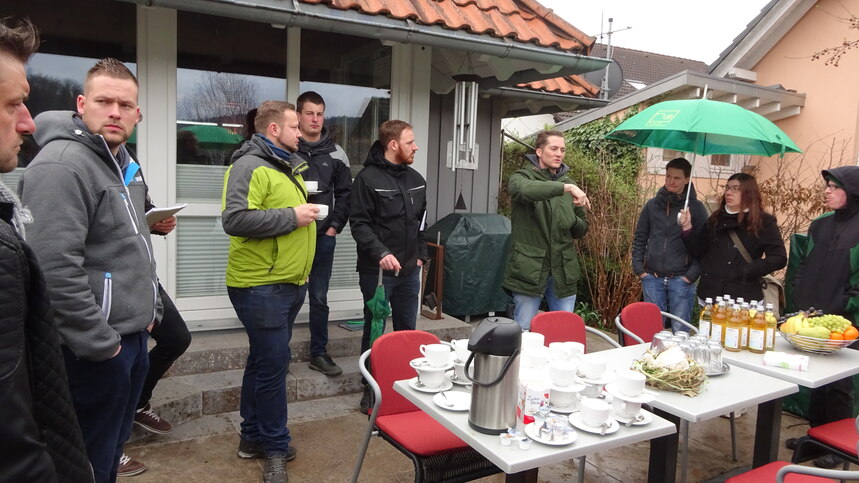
[601,17,632,100]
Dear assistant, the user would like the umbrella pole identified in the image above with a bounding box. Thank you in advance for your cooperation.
[678,154,696,225]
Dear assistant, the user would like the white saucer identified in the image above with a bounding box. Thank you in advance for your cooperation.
[551,383,586,393]
[524,422,578,446]
[445,370,471,385]
[432,391,470,411]
[569,413,620,435]
[408,377,453,393]
[603,383,657,404]
[610,409,653,426]
[410,358,454,371]
[575,373,616,386]
[548,402,580,414]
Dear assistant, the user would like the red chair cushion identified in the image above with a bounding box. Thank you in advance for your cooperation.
[808,418,859,456]
[726,461,836,482]
[530,311,587,350]
[619,302,665,346]
[370,330,440,417]
[376,412,471,456]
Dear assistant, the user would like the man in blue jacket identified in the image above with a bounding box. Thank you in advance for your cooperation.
[632,157,707,331]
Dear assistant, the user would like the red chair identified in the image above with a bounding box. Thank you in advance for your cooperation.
[350,330,500,483]
[530,311,620,351]
[727,416,859,483]
[614,302,698,346]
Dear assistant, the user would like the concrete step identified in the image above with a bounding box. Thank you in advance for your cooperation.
[165,315,476,377]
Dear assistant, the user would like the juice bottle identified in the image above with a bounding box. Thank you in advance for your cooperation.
[748,303,767,353]
[699,298,713,340]
[724,304,742,351]
[764,303,778,351]
[740,303,751,350]
[710,297,725,344]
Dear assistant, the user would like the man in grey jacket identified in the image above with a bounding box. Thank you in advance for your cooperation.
[631,157,707,331]
[19,58,161,483]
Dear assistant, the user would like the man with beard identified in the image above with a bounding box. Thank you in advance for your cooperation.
[0,17,91,483]
[350,120,426,413]
[20,58,161,482]
[222,100,317,483]
[503,130,590,331]
[294,91,352,377]
[632,157,707,331]
[787,165,859,468]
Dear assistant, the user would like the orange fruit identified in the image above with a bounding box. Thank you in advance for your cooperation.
[843,326,859,340]
[830,332,845,341]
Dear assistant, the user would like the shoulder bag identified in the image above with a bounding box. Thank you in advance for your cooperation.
[728,230,785,316]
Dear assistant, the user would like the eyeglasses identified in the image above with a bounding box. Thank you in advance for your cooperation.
[723,184,742,193]
[824,183,842,191]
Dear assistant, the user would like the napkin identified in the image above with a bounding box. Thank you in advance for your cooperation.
[763,351,809,371]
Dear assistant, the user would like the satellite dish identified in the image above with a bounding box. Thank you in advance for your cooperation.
[582,59,624,100]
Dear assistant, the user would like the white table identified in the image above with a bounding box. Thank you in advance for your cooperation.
[721,337,859,388]
[582,344,799,481]
[394,380,676,482]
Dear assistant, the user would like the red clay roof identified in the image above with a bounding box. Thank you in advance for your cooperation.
[517,75,600,97]
[299,0,594,53]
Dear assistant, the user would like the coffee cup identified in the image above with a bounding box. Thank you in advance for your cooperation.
[419,344,451,368]
[414,365,446,388]
[521,331,545,351]
[563,342,585,360]
[452,360,467,381]
[579,357,606,380]
[550,385,580,409]
[520,346,549,370]
[612,397,642,420]
[549,342,570,361]
[305,180,318,192]
[616,369,646,397]
[451,339,470,363]
[548,360,577,387]
[580,397,611,428]
[315,204,329,220]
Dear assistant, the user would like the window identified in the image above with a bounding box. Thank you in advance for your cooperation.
[710,154,731,167]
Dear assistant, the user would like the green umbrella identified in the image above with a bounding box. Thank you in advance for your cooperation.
[606,98,802,209]
[367,267,391,345]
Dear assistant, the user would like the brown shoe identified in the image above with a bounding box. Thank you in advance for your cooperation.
[134,404,173,434]
[117,453,147,477]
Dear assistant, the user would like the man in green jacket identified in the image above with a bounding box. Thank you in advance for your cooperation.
[221,101,318,483]
[503,130,589,331]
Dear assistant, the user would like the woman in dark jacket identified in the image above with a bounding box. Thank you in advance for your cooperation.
[680,173,787,302]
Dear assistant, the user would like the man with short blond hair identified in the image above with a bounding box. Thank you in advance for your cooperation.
[222,100,317,483]
[350,119,427,412]
[20,57,161,482]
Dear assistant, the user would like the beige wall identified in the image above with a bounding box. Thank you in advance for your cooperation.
[751,0,859,184]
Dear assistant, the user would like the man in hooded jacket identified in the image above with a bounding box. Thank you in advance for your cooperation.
[503,130,590,331]
[632,157,708,331]
[788,165,859,467]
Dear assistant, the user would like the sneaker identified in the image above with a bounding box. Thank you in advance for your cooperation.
[263,454,288,483]
[134,404,172,434]
[238,438,297,462]
[117,453,147,477]
[785,436,810,450]
[309,354,343,377]
[360,386,371,414]
[813,454,845,469]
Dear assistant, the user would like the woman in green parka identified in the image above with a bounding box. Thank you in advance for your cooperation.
[503,130,589,330]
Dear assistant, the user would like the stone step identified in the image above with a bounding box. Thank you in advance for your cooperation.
[165,315,475,377]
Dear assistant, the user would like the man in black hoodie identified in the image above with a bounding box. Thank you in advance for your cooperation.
[632,157,708,331]
[350,120,427,412]
[294,91,352,377]
[788,165,859,467]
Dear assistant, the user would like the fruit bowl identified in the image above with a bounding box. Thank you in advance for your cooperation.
[778,330,853,355]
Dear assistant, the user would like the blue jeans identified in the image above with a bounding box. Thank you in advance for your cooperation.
[228,283,307,455]
[63,330,150,483]
[640,274,695,332]
[359,267,421,353]
[512,275,576,331]
[308,234,336,357]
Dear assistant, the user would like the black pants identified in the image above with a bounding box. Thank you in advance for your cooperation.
[137,284,192,409]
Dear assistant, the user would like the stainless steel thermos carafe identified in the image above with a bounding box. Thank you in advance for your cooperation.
[464,317,521,434]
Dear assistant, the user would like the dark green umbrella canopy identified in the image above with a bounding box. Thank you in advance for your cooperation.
[606,99,802,156]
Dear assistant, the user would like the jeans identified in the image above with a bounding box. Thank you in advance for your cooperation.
[640,274,696,332]
[228,283,307,455]
[137,284,192,409]
[512,275,576,331]
[308,234,336,357]
[63,330,150,483]
[359,267,421,353]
